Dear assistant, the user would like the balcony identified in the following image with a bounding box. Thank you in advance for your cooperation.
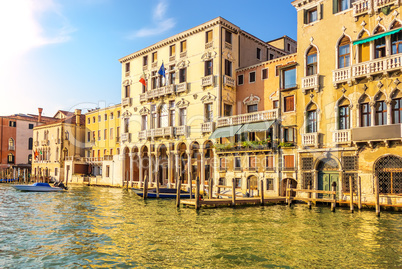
[151,62,158,68]
[217,109,278,128]
[333,67,351,86]
[175,126,189,137]
[139,130,146,140]
[353,0,372,17]
[169,55,175,62]
[125,71,130,77]
[140,93,147,102]
[374,0,397,10]
[8,145,15,151]
[176,82,187,94]
[302,133,320,147]
[147,127,174,139]
[202,75,214,87]
[333,129,351,144]
[121,133,131,143]
[301,74,320,93]
[116,136,120,143]
[143,65,148,71]
[180,51,187,58]
[352,124,402,143]
[224,42,232,50]
[223,75,235,88]
[34,141,39,147]
[234,167,243,172]
[122,97,131,107]
[201,122,216,133]
[205,42,213,49]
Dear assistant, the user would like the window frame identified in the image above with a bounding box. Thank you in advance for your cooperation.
[249,71,256,83]
[262,68,268,80]
[237,74,244,85]
[284,95,295,113]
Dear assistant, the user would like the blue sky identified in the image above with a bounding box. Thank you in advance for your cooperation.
[0,0,297,118]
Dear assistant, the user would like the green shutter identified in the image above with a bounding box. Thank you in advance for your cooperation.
[333,0,338,14]
[320,4,324,20]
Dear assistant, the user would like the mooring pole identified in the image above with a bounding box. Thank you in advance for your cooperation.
[357,176,362,211]
[331,183,336,212]
[195,177,200,210]
[231,178,236,207]
[143,176,148,200]
[375,176,380,217]
[308,183,312,209]
[260,179,264,206]
[176,176,182,208]
[349,176,354,213]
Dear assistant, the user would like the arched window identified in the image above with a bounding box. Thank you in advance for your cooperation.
[306,103,317,133]
[338,98,350,130]
[8,138,15,151]
[358,31,370,62]
[391,21,402,55]
[338,36,351,68]
[375,93,387,126]
[28,137,33,150]
[391,90,402,123]
[159,104,169,128]
[306,47,317,76]
[375,155,402,194]
[360,95,371,127]
[374,26,386,59]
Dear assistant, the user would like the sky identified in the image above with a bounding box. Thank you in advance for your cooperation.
[0,0,297,118]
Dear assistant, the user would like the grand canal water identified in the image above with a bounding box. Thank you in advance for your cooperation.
[0,185,400,268]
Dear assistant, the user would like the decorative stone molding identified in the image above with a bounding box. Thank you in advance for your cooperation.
[176,98,190,108]
[122,79,132,86]
[177,60,190,69]
[223,93,235,105]
[201,51,217,61]
[139,107,150,115]
[243,94,260,106]
[201,92,217,103]
[122,110,132,119]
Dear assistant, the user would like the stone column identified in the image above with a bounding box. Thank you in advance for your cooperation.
[121,153,125,187]
[167,152,172,187]
[370,101,376,126]
[313,169,318,199]
[187,152,191,189]
[200,151,205,191]
[386,100,392,125]
[129,152,134,187]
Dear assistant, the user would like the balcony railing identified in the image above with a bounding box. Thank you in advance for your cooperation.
[151,62,158,68]
[353,0,372,17]
[302,133,319,147]
[149,127,174,138]
[333,129,351,144]
[205,42,213,49]
[175,126,189,137]
[139,130,146,140]
[223,75,235,88]
[140,93,147,102]
[333,67,351,85]
[201,122,216,133]
[34,141,39,147]
[180,51,187,58]
[169,55,175,62]
[234,167,243,172]
[125,71,130,77]
[41,140,49,146]
[122,97,131,107]
[85,157,104,163]
[217,109,278,128]
[224,42,232,50]
[202,75,214,87]
[139,85,175,102]
[176,82,187,94]
[8,146,15,151]
[374,0,397,10]
[121,133,131,143]
[301,74,320,92]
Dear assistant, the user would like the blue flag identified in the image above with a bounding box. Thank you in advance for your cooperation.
[158,62,165,78]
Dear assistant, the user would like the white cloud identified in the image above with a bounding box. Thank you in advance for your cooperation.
[128,0,176,38]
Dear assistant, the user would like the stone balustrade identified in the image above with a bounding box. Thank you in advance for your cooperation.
[302,133,319,147]
[333,129,351,144]
[217,109,278,128]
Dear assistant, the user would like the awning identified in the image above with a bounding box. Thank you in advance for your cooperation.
[209,125,243,139]
[353,28,402,45]
[236,121,275,134]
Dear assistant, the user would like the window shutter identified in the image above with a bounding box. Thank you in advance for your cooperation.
[319,4,323,20]
[333,0,338,14]
[284,155,295,168]
[303,9,308,24]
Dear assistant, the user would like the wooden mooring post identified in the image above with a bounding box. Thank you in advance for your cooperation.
[260,179,264,206]
[231,178,236,207]
[331,183,336,212]
[143,176,148,200]
[176,176,182,208]
[195,177,200,210]
[287,179,291,207]
[349,176,354,213]
[357,176,362,210]
[375,176,380,217]
[208,178,212,199]
[189,177,192,200]
[307,183,312,209]
[156,176,160,199]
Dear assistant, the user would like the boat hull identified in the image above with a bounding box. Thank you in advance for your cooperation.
[13,183,65,192]
[132,188,193,199]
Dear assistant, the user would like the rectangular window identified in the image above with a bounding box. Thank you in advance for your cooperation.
[334,0,354,13]
[29,124,34,129]
[225,60,232,77]
[235,157,241,168]
[220,158,227,169]
[169,65,176,85]
[284,127,295,142]
[152,52,157,62]
[305,7,318,24]
[339,44,350,68]
[116,127,120,140]
[205,103,213,122]
[143,56,148,66]
[98,115,101,122]
[307,110,317,133]
[87,118,90,125]
[257,48,261,60]
[225,30,232,44]
[206,30,213,43]
[238,74,244,85]
[110,112,114,120]
[104,114,107,121]
[93,116,95,123]
[169,101,175,127]
[249,156,257,170]
[179,108,187,126]
[339,106,350,130]
[275,65,280,76]
[392,98,402,124]
[92,131,95,141]
[205,60,213,76]
[9,121,16,127]
[266,156,274,170]
[103,129,107,140]
[247,104,258,113]
[270,54,275,60]
[375,101,387,126]
[283,67,296,89]
[87,132,91,142]
[283,155,295,170]
[142,115,148,131]
[125,85,130,98]
[249,71,256,83]
[110,128,114,139]
[54,168,58,177]
[273,100,279,109]
[375,37,386,59]
[106,165,110,177]
[179,68,186,83]
[262,68,268,80]
[180,40,187,52]
[360,103,371,127]
[224,104,232,117]
[267,178,274,190]
[284,96,295,112]
[98,130,101,141]
[125,62,130,72]
[117,111,121,118]
[170,45,176,56]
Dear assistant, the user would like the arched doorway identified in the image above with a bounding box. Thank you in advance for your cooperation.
[281,178,297,197]
[132,147,139,183]
[375,155,402,194]
[190,142,200,184]
[141,146,149,183]
[204,141,214,186]
[177,143,187,183]
[317,158,339,198]
[247,175,258,197]
[157,144,168,186]
[123,147,130,184]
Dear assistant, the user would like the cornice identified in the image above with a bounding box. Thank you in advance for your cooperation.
[236,53,297,73]
[119,17,240,63]
[292,0,320,11]
[240,31,287,55]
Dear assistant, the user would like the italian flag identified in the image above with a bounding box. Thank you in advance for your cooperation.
[139,73,146,87]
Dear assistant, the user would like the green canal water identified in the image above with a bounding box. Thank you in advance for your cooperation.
[0,185,401,268]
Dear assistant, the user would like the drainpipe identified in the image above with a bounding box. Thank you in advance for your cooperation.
[218,26,223,118]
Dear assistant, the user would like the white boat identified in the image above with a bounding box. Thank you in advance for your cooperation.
[13,182,66,192]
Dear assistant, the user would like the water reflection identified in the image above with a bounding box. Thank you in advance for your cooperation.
[0,185,400,268]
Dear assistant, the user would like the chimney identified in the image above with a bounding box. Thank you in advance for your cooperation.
[75,109,82,126]
[38,108,43,123]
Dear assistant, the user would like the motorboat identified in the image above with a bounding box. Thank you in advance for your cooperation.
[13,182,66,192]
[132,187,193,199]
